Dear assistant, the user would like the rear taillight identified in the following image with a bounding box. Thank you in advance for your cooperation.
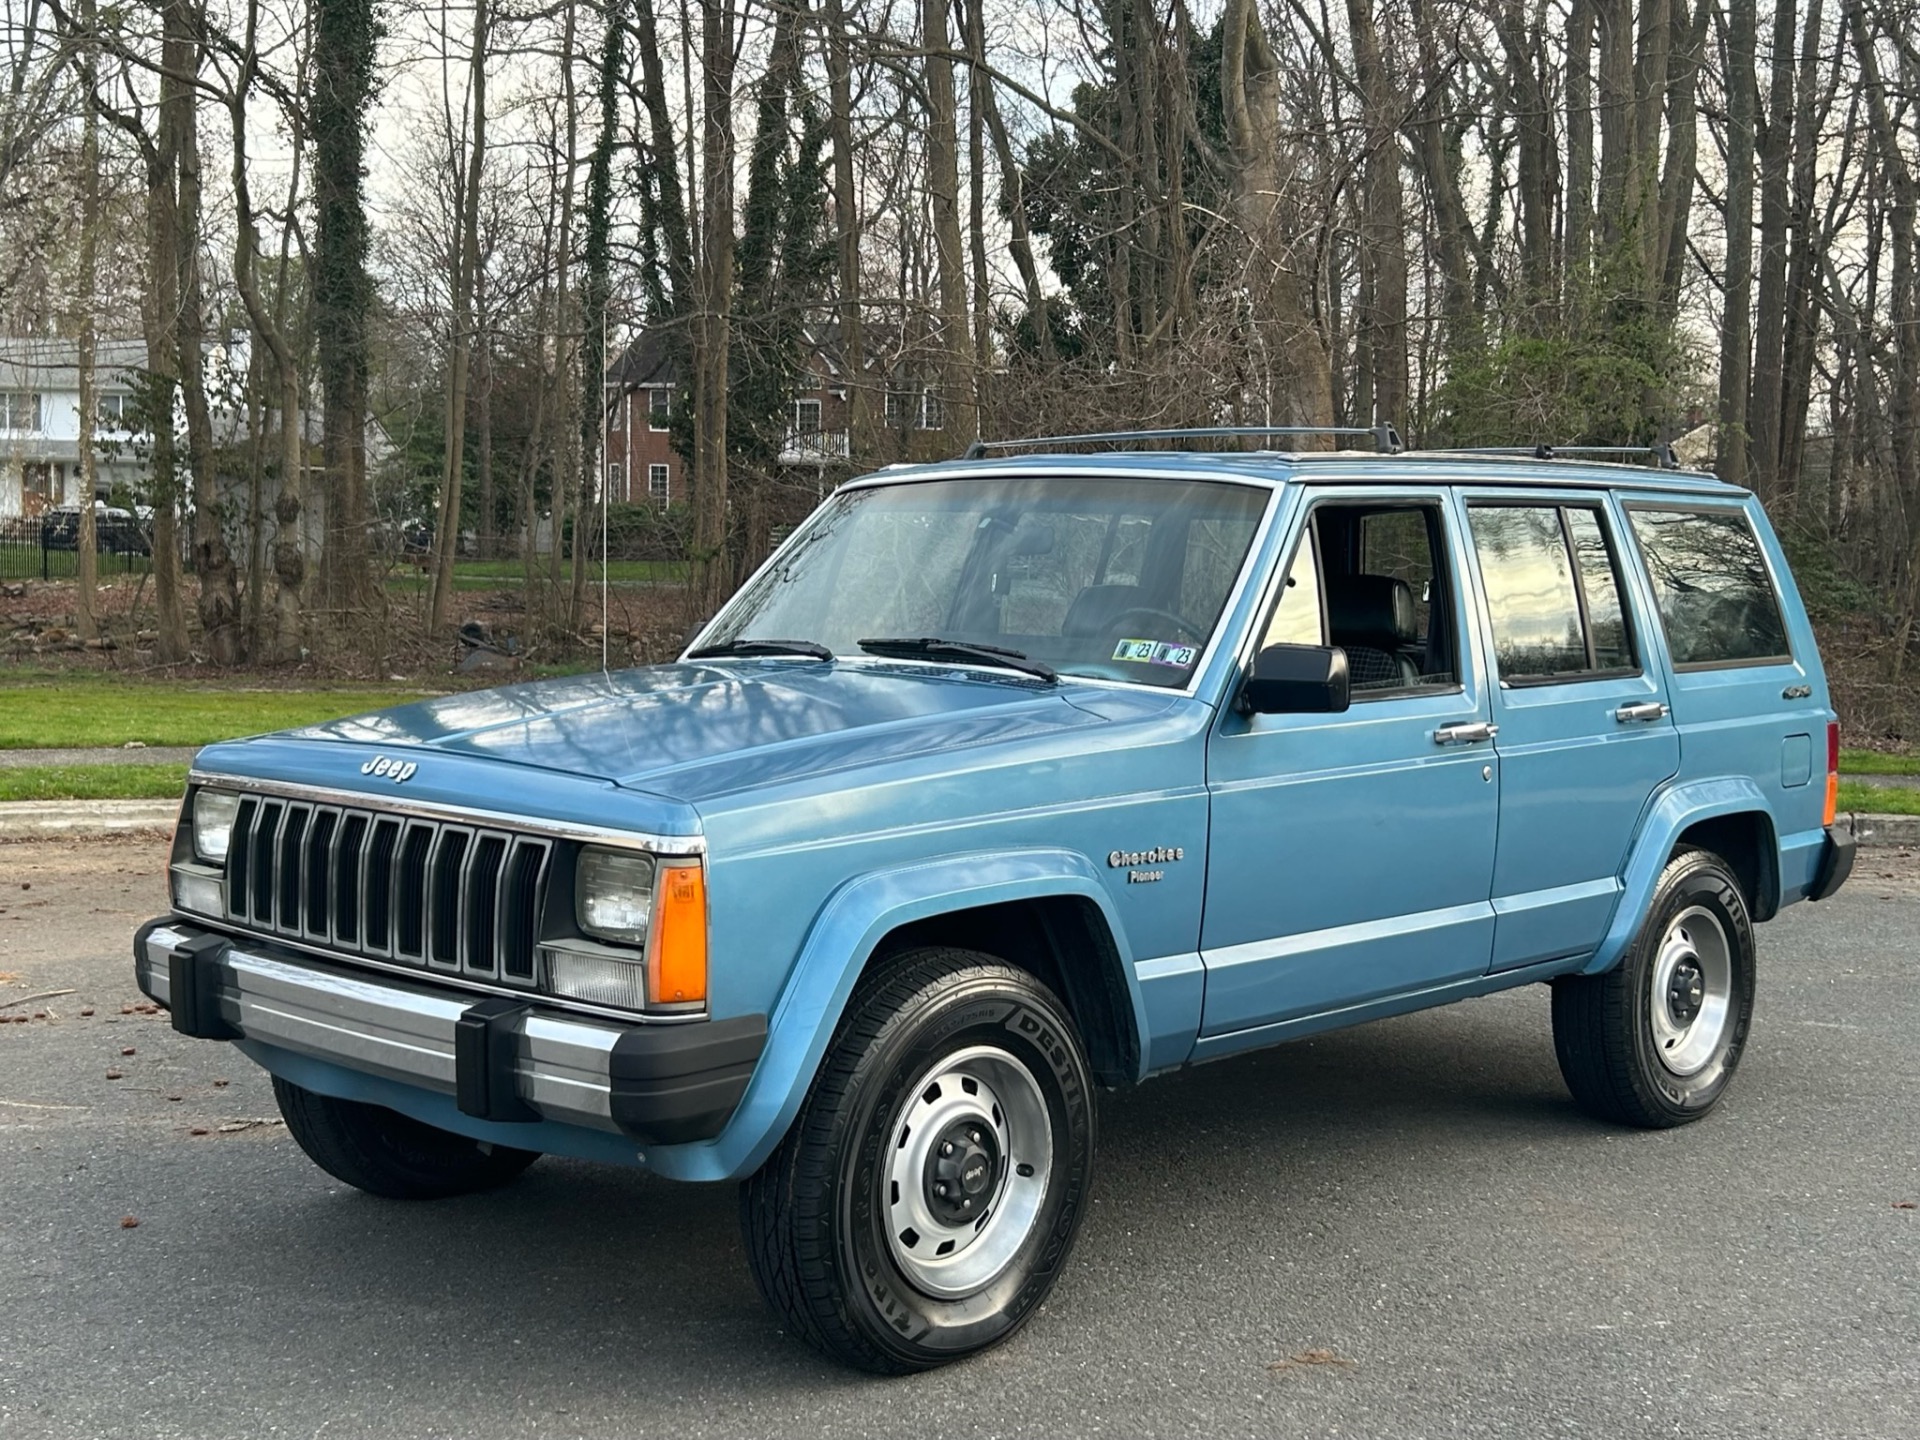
[1823,720,1840,826]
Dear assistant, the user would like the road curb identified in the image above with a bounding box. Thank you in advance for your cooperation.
[0,799,178,838]
[1851,812,1920,849]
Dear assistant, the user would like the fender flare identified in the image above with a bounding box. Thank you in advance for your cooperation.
[641,848,1141,1182]
[1581,776,1777,976]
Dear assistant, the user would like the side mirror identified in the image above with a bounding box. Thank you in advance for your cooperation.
[1238,643,1351,715]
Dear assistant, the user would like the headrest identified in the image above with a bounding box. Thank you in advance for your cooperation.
[1062,583,1139,637]
[1326,573,1416,647]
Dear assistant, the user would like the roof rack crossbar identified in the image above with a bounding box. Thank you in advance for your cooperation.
[960,423,1403,461]
[1425,442,1680,471]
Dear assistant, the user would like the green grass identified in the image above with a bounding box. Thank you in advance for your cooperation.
[1840,748,1920,776]
[1837,780,1920,816]
[0,763,189,802]
[384,558,688,590]
[0,679,431,750]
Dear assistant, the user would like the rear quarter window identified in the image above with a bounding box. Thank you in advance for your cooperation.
[1626,507,1791,668]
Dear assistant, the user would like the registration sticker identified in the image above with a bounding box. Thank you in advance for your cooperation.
[1112,639,1199,668]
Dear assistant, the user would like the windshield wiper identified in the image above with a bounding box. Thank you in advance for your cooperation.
[687,638,834,662]
[856,636,1058,683]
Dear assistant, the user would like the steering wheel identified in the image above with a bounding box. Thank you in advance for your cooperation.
[1103,606,1206,643]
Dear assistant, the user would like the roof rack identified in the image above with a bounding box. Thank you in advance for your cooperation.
[1424,442,1681,471]
[960,423,1403,461]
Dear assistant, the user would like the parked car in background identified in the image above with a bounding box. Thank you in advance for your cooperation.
[40,503,152,555]
[136,428,1853,1373]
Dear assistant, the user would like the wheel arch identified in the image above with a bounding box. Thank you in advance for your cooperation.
[1581,777,1781,977]
[641,849,1144,1184]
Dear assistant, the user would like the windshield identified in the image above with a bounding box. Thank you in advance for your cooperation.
[700,473,1272,688]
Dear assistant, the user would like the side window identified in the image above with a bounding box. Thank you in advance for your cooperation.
[1468,505,1638,682]
[1261,524,1324,648]
[1627,507,1791,667]
[1259,501,1457,695]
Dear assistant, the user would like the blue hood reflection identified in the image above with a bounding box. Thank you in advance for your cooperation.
[286,660,1174,805]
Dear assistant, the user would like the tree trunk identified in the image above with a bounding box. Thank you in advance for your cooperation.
[313,0,379,615]
[1717,0,1758,488]
[1565,0,1596,303]
[226,9,310,665]
[74,0,100,642]
[1748,0,1799,504]
[1345,0,1409,424]
[923,0,975,443]
[824,0,869,453]
[430,0,490,632]
[1223,0,1333,431]
[691,0,738,612]
[169,0,241,664]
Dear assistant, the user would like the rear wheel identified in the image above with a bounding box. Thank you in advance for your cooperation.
[272,1077,540,1199]
[1552,848,1756,1128]
[740,948,1095,1373]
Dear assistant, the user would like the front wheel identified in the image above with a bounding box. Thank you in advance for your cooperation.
[1552,848,1757,1128]
[740,948,1096,1373]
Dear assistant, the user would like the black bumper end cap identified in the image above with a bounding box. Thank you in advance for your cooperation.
[454,997,542,1123]
[608,1014,768,1146]
[146,923,239,1041]
[1809,819,1856,902]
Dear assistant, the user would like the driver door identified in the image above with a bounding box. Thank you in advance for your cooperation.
[1197,487,1500,1052]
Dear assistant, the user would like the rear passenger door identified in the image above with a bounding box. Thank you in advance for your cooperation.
[1619,498,1824,871]
[1460,492,1680,971]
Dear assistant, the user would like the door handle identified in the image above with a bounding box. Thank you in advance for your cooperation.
[1434,721,1497,746]
[1614,701,1670,724]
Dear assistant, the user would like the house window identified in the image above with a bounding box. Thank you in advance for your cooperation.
[794,398,822,434]
[1,392,42,431]
[649,388,671,430]
[606,462,624,500]
[649,463,670,500]
[97,393,128,426]
[885,388,941,430]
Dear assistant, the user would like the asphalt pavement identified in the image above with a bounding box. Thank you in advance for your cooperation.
[2,836,1916,1440]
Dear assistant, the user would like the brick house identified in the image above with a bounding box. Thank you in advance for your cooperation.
[603,324,948,506]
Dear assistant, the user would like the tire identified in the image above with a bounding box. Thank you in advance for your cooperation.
[1552,848,1757,1128]
[740,947,1096,1373]
[272,1076,540,1199]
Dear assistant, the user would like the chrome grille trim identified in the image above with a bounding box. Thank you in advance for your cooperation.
[223,795,555,992]
[187,770,706,856]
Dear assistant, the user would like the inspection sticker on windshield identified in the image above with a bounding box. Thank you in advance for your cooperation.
[1112,638,1198,668]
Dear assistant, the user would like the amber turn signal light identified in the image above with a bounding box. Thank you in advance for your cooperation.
[648,862,709,1006]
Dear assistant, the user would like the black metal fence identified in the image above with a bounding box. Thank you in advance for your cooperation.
[0,515,154,582]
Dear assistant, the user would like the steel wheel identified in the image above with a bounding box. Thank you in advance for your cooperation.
[1553,847,1757,1128]
[882,1044,1054,1300]
[740,948,1096,1372]
[1647,905,1735,1078]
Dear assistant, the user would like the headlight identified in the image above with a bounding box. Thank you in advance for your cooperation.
[545,949,649,1009]
[192,790,242,864]
[576,847,655,945]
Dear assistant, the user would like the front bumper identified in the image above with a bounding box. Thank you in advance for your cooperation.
[1809,819,1856,902]
[134,918,765,1146]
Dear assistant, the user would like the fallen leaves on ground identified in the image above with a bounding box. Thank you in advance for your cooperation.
[1896,1201,1916,1210]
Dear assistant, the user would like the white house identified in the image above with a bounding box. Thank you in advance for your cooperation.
[0,336,154,517]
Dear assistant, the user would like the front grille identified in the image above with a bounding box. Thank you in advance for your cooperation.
[223,795,552,984]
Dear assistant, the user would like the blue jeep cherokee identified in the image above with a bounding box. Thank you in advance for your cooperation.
[137,430,1855,1372]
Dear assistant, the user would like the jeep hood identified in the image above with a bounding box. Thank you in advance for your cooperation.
[235,660,1177,806]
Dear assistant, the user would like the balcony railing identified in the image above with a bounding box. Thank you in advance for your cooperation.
[780,429,850,463]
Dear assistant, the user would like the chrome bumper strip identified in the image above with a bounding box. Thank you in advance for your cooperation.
[136,924,621,1131]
